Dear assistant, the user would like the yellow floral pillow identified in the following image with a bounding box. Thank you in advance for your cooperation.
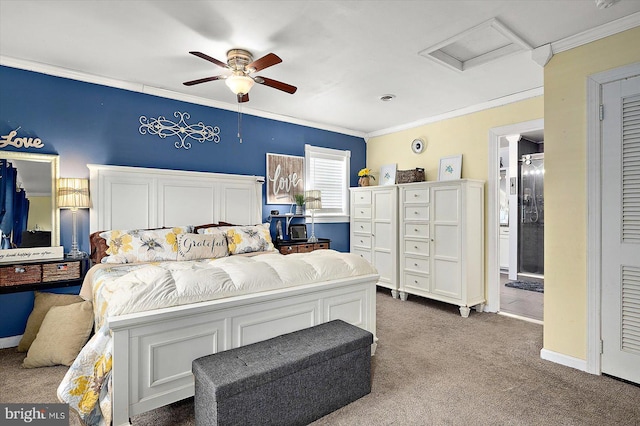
[100,225,193,263]
[225,223,275,255]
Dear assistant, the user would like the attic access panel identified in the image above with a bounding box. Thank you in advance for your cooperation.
[419,18,532,72]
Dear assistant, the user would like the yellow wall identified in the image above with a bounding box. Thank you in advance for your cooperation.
[366,96,543,182]
[367,25,640,364]
[543,27,640,359]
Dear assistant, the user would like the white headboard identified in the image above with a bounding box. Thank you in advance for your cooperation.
[87,164,264,233]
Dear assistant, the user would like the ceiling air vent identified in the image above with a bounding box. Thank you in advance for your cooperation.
[419,18,532,72]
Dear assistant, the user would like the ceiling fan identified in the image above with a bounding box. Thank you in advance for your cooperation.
[183,49,297,103]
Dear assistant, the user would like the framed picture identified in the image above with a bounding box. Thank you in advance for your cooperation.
[438,155,463,181]
[380,163,397,186]
[266,153,304,204]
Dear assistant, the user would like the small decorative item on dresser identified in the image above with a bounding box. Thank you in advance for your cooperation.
[358,168,375,187]
[396,168,425,184]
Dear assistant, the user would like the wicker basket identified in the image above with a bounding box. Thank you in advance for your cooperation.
[0,264,42,286]
[42,261,80,282]
[396,168,425,184]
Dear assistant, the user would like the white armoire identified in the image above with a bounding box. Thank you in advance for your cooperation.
[349,186,399,298]
[398,180,485,317]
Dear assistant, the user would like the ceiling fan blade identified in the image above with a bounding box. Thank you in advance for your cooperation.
[255,76,297,94]
[183,75,225,86]
[247,53,282,72]
[189,51,228,69]
[238,93,249,103]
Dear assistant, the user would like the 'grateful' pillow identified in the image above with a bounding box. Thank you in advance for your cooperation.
[17,291,84,352]
[176,231,229,261]
[22,301,94,368]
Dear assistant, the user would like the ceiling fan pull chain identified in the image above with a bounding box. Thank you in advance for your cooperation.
[237,101,243,144]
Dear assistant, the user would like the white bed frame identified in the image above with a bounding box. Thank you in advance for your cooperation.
[86,165,377,426]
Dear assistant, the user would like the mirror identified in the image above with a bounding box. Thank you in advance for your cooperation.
[0,151,60,248]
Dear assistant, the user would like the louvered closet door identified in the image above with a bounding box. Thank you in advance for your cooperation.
[602,75,640,384]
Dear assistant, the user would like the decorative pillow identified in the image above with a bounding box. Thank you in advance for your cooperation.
[176,231,229,261]
[225,223,275,255]
[100,225,194,264]
[22,300,94,368]
[17,291,84,352]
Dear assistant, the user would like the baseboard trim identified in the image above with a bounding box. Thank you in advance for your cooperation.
[498,311,543,325]
[0,335,21,349]
[540,348,588,372]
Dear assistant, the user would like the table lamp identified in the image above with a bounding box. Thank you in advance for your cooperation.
[57,178,91,258]
[304,190,322,243]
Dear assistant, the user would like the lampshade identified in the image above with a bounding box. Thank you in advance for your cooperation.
[57,178,91,209]
[225,74,255,95]
[304,190,322,210]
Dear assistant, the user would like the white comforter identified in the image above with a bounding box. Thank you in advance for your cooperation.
[58,250,377,425]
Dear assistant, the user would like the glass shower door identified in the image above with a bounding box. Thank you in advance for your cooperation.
[519,153,544,276]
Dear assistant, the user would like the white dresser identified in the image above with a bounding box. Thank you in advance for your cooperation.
[398,180,485,317]
[350,186,399,298]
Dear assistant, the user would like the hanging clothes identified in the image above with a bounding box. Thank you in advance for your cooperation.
[0,162,16,239]
[12,188,29,247]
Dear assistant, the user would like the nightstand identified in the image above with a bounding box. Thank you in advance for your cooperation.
[275,238,330,255]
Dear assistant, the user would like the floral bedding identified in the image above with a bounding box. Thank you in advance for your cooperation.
[57,250,377,425]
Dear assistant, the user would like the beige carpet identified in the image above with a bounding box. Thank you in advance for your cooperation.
[1,289,639,425]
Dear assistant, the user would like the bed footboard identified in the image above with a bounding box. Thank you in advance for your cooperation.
[108,274,378,426]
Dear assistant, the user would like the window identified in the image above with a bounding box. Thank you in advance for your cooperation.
[305,144,350,223]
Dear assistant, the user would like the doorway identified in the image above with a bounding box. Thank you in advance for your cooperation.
[498,131,544,321]
[486,118,544,319]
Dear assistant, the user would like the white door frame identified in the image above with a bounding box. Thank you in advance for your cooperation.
[586,62,640,375]
[487,118,544,313]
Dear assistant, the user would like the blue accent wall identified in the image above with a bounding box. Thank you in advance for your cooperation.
[0,65,365,339]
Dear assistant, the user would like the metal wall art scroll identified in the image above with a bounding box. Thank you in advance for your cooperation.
[139,111,220,150]
[0,128,44,149]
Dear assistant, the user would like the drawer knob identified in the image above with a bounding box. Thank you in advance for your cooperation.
[288,247,293,251]
[15,267,25,273]
[360,225,364,229]
[414,228,419,232]
[414,263,419,267]
[414,194,418,197]
[414,211,419,214]
[414,280,419,284]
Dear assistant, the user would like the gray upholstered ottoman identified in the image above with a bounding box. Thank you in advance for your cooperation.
[192,319,373,426]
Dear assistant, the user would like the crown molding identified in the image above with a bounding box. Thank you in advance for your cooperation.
[0,56,365,139]
[551,11,640,54]
[365,87,544,139]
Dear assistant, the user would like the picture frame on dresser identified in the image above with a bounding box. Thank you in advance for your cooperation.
[379,163,397,186]
[289,224,307,241]
[438,154,463,181]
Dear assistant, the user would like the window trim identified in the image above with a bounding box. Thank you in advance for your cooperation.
[304,144,350,223]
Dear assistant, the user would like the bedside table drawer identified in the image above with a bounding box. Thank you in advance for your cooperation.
[278,245,299,255]
[0,264,42,286]
[42,261,81,282]
[314,242,329,250]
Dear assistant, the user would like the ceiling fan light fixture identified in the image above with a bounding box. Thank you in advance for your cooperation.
[225,74,255,95]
